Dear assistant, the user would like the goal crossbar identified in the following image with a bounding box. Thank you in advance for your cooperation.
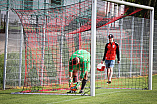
[106,0,154,10]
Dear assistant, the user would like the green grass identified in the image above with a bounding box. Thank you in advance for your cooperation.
[0,75,157,104]
[95,76,148,89]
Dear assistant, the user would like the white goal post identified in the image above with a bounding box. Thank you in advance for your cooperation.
[91,0,154,96]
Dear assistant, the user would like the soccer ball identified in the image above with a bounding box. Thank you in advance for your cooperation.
[70,83,77,91]
[70,83,80,91]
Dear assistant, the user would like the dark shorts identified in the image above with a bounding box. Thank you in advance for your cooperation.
[105,60,115,68]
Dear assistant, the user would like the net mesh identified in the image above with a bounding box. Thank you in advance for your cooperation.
[0,0,151,94]
[95,1,149,89]
[13,0,92,94]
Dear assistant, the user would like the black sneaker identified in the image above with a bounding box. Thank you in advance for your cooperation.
[67,90,77,93]
[67,90,72,93]
[107,81,111,84]
[79,90,84,93]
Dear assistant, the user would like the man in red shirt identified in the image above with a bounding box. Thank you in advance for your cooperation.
[101,34,120,84]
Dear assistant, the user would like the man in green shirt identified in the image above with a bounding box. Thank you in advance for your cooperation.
[67,49,90,93]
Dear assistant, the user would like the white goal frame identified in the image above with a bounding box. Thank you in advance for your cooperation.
[91,0,154,96]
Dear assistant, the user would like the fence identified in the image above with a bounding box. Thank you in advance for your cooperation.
[0,0,156,90]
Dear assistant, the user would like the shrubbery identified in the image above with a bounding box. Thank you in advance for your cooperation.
[0,54,4,88]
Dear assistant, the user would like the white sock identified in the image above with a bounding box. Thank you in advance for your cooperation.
[109,77,111,81]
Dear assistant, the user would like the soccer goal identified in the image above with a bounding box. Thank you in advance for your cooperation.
[91,0,154,96]
[2,0,154,96]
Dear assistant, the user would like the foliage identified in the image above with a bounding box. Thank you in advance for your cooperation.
[0,54,4,88]
[126,0,157,19]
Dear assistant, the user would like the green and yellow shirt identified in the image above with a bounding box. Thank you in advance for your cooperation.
[69,49,90,78]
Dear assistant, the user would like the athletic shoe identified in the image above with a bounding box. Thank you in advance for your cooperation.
[67,90,72,93]
[67,90,77,93]
[107,81,111,84]
[79,90,84,93]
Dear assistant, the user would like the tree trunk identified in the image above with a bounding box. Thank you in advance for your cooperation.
[152,0,156,7]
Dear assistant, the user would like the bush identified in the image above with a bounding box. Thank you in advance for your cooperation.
[0,54,4,88]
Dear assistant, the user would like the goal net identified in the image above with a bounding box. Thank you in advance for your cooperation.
[2,0,153,95]
[95,1,153,90]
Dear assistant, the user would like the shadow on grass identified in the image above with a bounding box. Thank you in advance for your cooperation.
[0,92,11,94]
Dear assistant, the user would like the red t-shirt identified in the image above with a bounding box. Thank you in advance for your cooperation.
[102,42,120,61]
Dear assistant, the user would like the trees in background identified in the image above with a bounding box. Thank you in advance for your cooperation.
[126,0,157,19]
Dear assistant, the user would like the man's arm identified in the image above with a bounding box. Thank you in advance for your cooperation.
[116,43,120,63]
[69,58,73,72]
[69,59,73,87]
[69,72,72,78]
[101,43,108,63]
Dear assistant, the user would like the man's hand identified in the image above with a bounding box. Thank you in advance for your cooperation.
[117,61,120,64]
[101,61,103,64]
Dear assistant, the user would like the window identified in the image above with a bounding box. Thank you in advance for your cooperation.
[24,0,33,10]
[51,0,62,5]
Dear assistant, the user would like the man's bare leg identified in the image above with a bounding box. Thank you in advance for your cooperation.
[109,67,113,82]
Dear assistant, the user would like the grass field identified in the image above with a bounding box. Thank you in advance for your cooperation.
[0,75,157,104]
